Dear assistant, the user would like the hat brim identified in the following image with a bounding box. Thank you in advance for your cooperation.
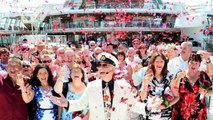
[98,59,115,66]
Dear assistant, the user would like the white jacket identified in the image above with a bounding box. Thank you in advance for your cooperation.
[67,79,146,120]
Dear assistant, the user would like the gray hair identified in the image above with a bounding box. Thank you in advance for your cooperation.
[94,47,102,52]
[181,42,192,48]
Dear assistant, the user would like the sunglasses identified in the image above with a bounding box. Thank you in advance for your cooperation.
[22,48,30,51]
[42,60,51,63]
[76,61,82,64]
[139,47,146,50]
[22,65,30,68]
[95,52,101,55]
[97,62,108,67]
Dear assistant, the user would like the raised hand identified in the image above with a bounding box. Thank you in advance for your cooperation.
[176,71,185,80]
[170,71,185,91]
[25,83,33,94]
[50,94,68,107]
[143,71,154,85]
[203,51,211,61]
[57,65,67,80]
[16,73,25,88]
[133,64,142,73]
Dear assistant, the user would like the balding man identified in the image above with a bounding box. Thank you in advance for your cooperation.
[168,42,192,76]
[168,42,213,77]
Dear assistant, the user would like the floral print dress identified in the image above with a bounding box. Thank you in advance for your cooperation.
[172,71,212,120]
[33,86,57,120]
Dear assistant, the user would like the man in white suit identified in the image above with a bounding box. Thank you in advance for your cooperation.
[51,52,162,120]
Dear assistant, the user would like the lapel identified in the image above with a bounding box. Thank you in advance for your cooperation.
[110,80,124,119]
[112,80,120,108]
[97,79,104,109]
[90,79,105,119]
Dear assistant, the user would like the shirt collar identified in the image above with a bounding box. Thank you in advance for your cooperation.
[102,79,114,88]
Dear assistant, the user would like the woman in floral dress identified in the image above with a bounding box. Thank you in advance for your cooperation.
[20,64,58,120]
[171,54,212,120]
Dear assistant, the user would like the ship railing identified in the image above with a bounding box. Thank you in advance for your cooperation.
[43,20,174,30]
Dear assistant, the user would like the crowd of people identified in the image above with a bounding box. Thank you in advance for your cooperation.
[0,38,212,120]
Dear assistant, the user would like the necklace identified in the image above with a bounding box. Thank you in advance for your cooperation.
[41,86,50,94]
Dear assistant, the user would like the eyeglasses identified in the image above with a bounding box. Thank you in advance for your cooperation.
[22,65,30,68]
[97,62,108,67]
[90,44,95,46]
[58,52,64,54]
[42,60,51,63]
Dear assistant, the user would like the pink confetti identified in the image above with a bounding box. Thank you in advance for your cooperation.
[202,21,205,24]
[204,30,210,35]
[89,16,96,22]
[62,23,66,31]
[120,97,128,104]
[210,25,213,30]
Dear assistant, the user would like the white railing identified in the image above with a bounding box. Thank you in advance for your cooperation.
[43,20,174,31]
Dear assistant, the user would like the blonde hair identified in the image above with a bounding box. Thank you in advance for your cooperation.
[165,43,177,50]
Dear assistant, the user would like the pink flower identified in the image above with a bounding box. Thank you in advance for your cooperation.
[162,87,174,107]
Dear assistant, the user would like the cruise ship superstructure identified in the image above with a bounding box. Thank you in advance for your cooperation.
[0,0,212,51]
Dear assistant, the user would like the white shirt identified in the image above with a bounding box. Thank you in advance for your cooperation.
[167,56,188,77]
[125,55,142,69]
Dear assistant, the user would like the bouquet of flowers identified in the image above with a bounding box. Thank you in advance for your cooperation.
[162,87,174,108]
[72,111,85,120]
[147,96,162,113]
[199,77,212,100]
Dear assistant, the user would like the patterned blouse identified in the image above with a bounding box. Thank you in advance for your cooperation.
[146,73,173,120]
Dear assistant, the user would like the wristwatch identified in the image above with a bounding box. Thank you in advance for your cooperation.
[206,59,211,64]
